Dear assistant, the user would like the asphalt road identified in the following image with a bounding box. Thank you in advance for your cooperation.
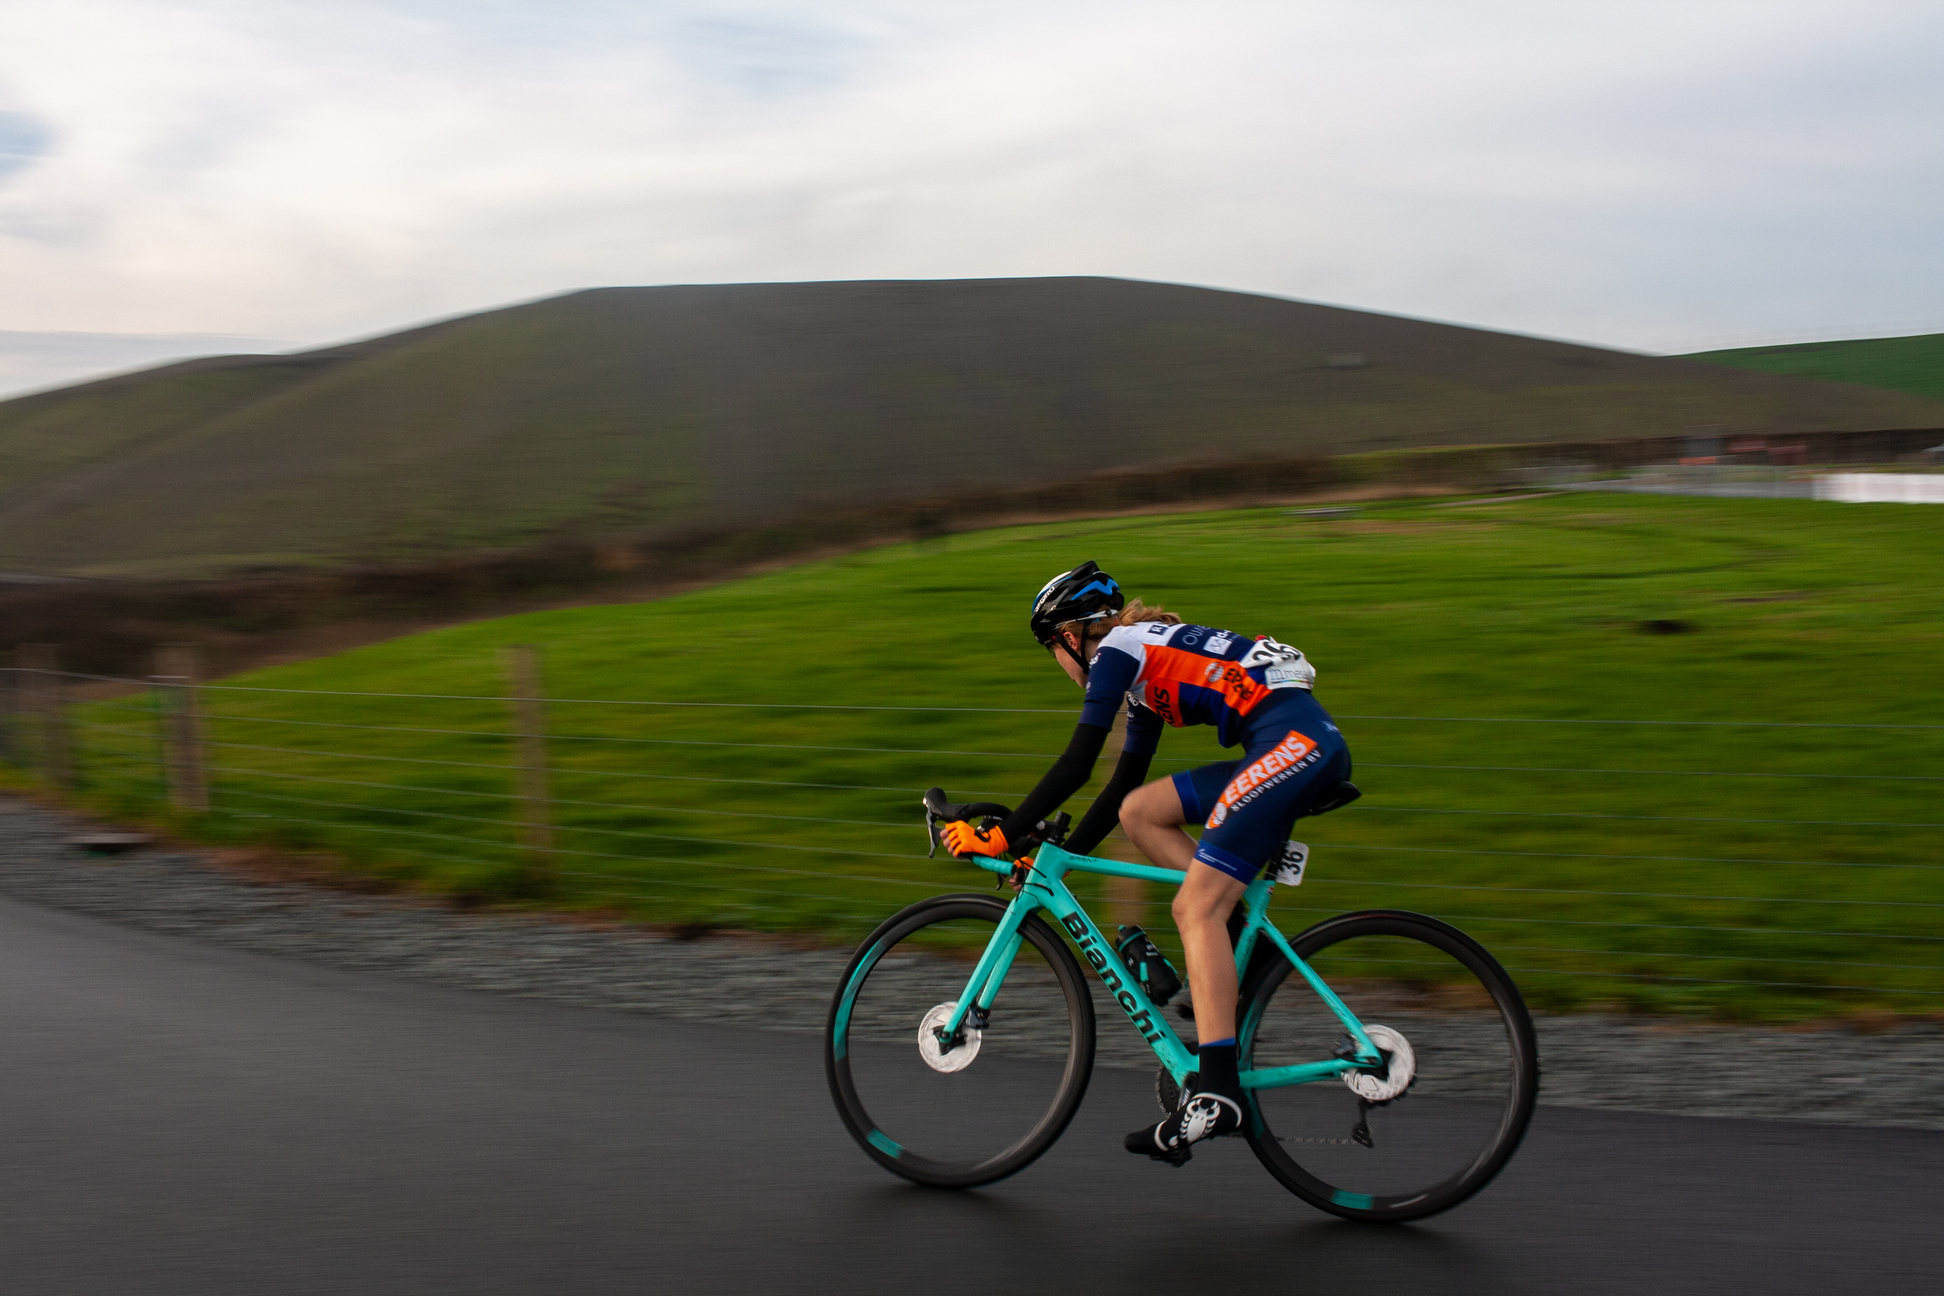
[3,894,1938,1295]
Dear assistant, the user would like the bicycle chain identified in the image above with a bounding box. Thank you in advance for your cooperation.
[1161,1072,1371,1146]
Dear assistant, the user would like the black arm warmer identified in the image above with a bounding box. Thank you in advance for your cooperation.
[1063,745,1155,856]
[999,722,1109,846]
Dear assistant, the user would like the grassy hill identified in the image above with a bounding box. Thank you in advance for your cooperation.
[53,492,1944,1019]
[1684,332,1944,403]
[6,278,1943,579]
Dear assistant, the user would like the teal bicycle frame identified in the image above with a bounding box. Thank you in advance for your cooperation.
[940,841,1385,1086]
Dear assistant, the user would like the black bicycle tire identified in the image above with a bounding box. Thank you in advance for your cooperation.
[825,893,1097,1188]
[1239,909,1539,1222]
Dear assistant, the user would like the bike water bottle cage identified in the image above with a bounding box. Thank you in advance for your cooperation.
[1115,925,1182,1006]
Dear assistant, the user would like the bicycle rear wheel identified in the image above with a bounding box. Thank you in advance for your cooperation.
[1241,910,1538,1221]
[826,894,1095,1188]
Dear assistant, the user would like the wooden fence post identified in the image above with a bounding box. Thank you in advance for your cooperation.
[153,644,209,812]
[18,644,72,792]
[0,653,16,765]
[502,645,554,884]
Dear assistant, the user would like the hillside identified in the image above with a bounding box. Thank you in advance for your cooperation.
[1684,332,1944,403]
[4,277,1942,578]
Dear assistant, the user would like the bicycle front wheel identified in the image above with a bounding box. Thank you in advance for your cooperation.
[825,894,1096,1188]
[1241,910,1538,1222]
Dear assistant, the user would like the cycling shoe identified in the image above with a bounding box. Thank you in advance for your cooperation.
[1124,1087,1242,1166]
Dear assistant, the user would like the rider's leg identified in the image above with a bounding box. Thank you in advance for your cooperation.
[1123,866,1250,1162]
[1120,777,1246,1041]
[1126,715,1354,1163]
[1120,778,1250,1163]
[1172,862,1248,1043]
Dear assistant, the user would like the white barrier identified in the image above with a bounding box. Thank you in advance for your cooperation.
[1814,473,1944,504]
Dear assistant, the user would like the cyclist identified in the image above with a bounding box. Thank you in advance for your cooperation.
[939,561,1351,1165]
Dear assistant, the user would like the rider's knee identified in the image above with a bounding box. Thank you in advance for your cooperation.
[1171,876,1228,929]
[1119,783,1160,828]
[1169,888,1196,927]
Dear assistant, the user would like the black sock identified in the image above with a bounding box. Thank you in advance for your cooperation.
[1196,1039,1238,1093]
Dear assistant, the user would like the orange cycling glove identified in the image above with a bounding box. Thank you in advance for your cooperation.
[940,820,1009,859]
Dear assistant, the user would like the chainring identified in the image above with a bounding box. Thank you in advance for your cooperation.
[1155,1065,1182,1113]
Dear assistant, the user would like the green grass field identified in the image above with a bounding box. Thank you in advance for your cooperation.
[1687,332,1944,403]
[54,492,1944,1019]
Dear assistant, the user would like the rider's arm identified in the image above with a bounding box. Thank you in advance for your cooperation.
[1063,705,1163,855]
[997,720,1110,846]
[996,643,1144,848]
[1062,749,1152,855]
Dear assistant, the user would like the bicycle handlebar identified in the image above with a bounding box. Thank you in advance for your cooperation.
[923,787,1070,861]
[922,787,1014,822]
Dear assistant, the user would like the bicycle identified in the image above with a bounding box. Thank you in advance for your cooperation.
[825,785,1539,1222]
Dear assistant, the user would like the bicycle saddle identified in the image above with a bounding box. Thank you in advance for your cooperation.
[1299,780,1362,819]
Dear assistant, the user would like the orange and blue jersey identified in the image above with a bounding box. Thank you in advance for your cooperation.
[1080,621,1317,749]
[1002,618,1343,881]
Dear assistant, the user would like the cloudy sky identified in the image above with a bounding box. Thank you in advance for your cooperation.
[2,0,1940,395]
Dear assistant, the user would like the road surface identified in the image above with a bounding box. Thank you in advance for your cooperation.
[2,895,1937,1294]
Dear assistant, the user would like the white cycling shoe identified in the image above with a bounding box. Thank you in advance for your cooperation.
[1124,1085,1243,1166]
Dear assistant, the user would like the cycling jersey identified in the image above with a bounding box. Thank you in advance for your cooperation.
[1080,622,1315,749]
[1077,622,1341,879]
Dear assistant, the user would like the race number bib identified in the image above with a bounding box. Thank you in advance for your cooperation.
[1240,637,1315,691]
[1270,840,1309,887]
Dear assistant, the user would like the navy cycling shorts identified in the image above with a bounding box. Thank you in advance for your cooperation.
[1170,698,1350,884]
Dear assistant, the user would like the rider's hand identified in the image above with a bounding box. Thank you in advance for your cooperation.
[940,820,1009,859]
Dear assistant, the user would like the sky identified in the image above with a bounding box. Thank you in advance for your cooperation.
[2,0,1941,396]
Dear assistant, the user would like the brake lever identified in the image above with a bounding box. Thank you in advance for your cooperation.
[924,809,941,859]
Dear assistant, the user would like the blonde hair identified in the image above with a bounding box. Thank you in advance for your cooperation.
[1055,598,1183,650]
[1110,598,1182,629]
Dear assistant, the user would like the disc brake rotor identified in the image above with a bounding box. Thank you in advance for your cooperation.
[917,1001,982,1074]
[1341,1024,1415,1102]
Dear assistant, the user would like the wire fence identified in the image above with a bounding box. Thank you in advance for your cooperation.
[3,654,1940,1013]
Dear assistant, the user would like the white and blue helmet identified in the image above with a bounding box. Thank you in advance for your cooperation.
[1029,560,1124,647]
